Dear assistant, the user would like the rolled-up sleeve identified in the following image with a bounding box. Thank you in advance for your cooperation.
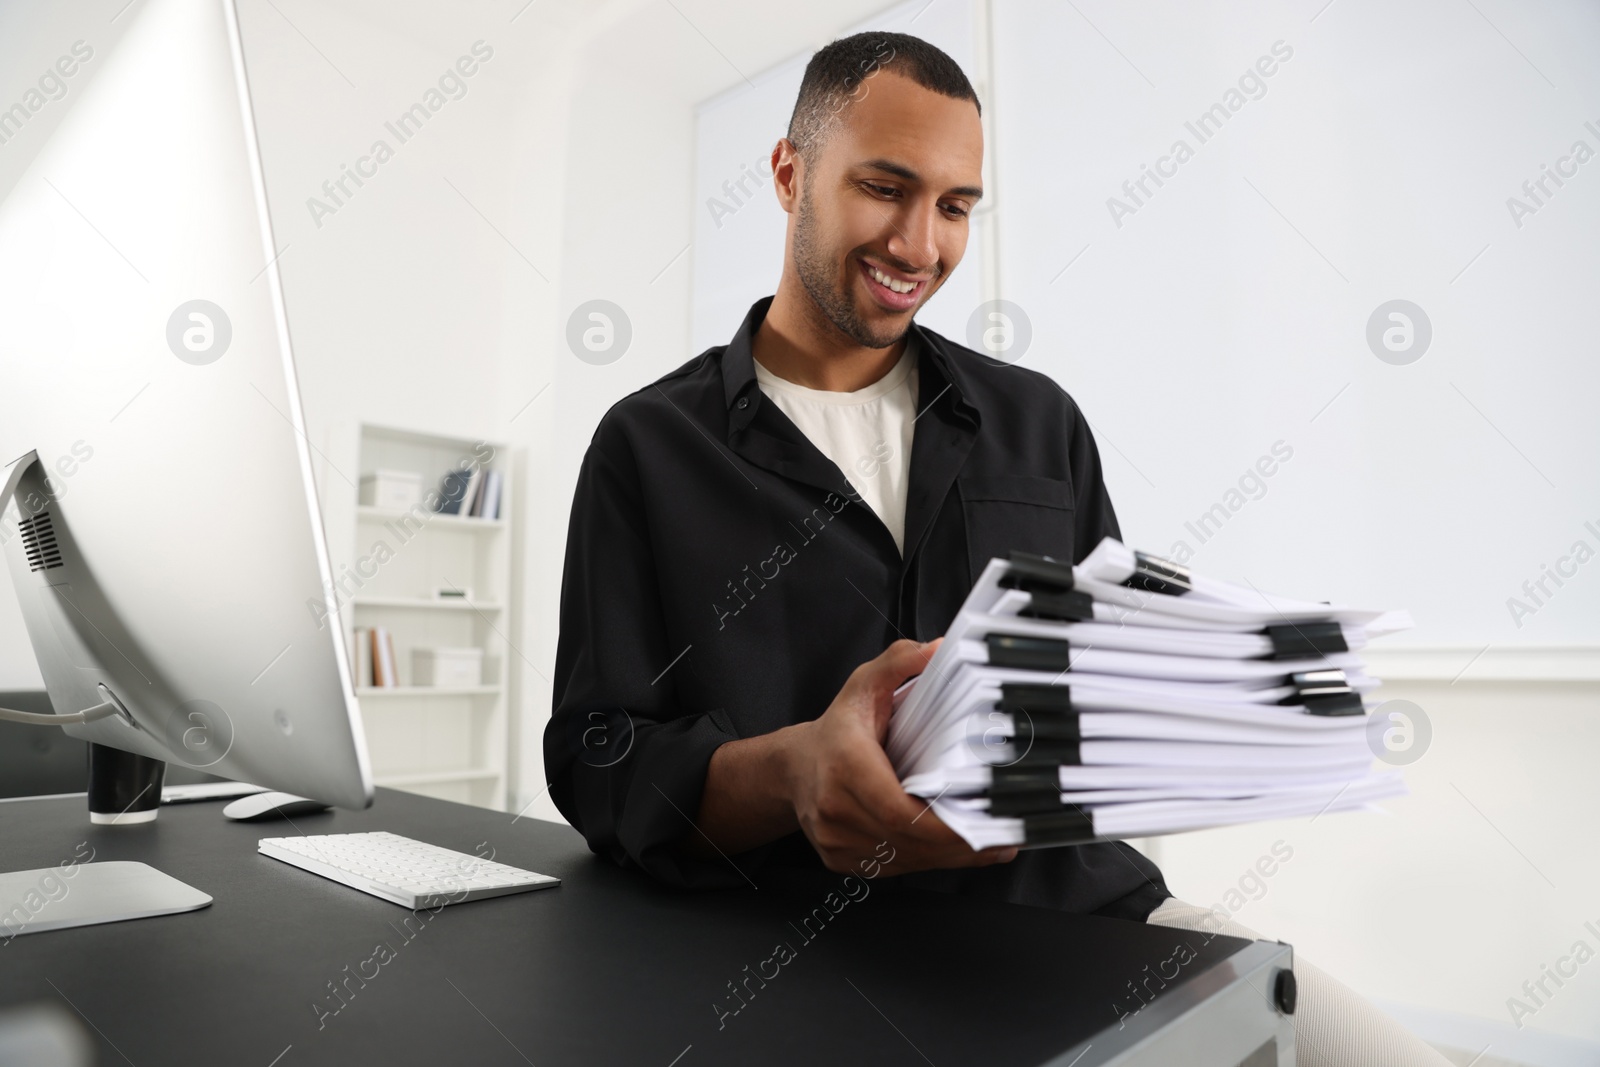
[544,415,746,889]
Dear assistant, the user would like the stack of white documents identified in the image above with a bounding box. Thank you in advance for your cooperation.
[888,538,1411,850]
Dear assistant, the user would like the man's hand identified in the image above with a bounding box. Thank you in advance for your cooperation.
[682,638,1020,874]
[782,638,1019,876]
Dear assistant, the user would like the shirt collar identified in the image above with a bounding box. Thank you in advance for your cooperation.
[721,295,979,433]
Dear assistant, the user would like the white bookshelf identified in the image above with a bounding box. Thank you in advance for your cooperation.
[347,424,512,811]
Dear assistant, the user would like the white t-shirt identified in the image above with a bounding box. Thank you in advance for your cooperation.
[753,336,919,554]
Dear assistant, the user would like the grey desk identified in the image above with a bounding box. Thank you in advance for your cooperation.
[0,789,1294,1066]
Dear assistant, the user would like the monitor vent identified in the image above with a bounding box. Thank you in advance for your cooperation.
[19,511,63,572]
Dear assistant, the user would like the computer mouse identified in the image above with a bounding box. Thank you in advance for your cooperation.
[221,790,331,821]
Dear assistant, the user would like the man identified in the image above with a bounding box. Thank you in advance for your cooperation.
[548,30,1448,1067]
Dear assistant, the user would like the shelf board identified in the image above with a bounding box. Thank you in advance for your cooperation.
[352,596,503,613]
[375,768,502,787]
[358,423,505,453]
[357,686,502,698]
[357,505,504,530]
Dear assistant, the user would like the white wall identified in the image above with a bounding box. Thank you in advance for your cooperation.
[990,0,1600,649]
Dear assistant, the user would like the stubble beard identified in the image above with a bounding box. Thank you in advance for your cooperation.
[792,182,907,351]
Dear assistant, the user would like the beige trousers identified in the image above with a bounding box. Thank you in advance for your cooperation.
[1146,898,1453,1067]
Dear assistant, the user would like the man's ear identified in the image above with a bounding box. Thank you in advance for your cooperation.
[771,138,802,213]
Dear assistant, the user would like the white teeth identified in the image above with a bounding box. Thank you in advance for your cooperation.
[868,265,916,294]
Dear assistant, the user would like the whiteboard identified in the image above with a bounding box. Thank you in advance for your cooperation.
[987,0,1600,646]
[690,0,985,355]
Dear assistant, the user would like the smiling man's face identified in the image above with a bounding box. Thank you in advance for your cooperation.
[786,69,984,350]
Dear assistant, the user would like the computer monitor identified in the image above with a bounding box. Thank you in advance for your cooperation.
[0,0,372,815]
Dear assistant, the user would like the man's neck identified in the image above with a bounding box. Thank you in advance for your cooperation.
[753,282,907,393]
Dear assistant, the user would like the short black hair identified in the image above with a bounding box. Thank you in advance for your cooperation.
[786,31,980,167]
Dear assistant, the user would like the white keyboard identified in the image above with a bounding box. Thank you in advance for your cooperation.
[259,831,559,909]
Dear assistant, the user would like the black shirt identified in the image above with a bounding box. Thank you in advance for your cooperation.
[545,295,1170,921]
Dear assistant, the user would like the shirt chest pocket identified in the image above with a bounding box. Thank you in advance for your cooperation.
[958,474,1076,584]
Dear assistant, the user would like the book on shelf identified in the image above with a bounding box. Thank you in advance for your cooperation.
[350,627,374,688]
[436,464,500,519]
[370,627,384,687]
[473,469,502,520]
[459,467,485,519]
[369,626,399,688]
[436,468,474,515]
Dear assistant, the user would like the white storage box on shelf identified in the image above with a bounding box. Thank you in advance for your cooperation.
[358,469,424,511]
[412,647,484,688]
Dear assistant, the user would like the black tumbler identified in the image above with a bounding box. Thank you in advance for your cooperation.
[87,743,165,825]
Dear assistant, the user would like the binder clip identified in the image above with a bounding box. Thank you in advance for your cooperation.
[1000,551,1077,593]
[1264,621,1348,659]
[984,633,1074,672]
[1122,550,1193,596]
[1278,668,1364,716]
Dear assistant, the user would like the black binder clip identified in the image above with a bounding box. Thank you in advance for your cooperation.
[984,633,1074,672]
[985,765,1069,817]
[1021,806,1095,845]
[996,685,1081,758]
[1001,552,1091,620]
[998,683,1074,714]
[987,765,1063,794]
[1007,720,1082,760]
[1278,668,1365,716]
[999,551,1077,594]
[989,790,1071,816]
[1264,621,1348,659]
[1018,588,1095,623]
[1121,550,1193,596]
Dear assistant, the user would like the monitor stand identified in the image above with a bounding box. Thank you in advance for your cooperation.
[0,861,212,940]
[1,737,210,936]
[88,744,166,825]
